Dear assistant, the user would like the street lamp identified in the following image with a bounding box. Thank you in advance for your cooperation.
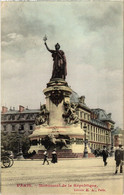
[106,132,109,148]
[83,124,88,158]
[110,127,114,157]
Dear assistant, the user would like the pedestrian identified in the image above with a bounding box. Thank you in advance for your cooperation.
[42,150,49,165]
[102,146,108,166]
[51,149,57,163]
[114,145,124,174]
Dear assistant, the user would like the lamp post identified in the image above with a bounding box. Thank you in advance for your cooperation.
[106,132,108,149]
[110,128,114,157]
[83,124,88,158]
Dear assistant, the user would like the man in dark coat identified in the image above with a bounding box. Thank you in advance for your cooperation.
[115,145,124,174]
[102,146,108,166]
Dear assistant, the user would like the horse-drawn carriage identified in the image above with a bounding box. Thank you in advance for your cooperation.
[1,148,14,168]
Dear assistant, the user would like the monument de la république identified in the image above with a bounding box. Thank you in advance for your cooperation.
[28,36,92,158]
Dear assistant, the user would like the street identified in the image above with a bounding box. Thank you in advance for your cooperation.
[1,157,123,195]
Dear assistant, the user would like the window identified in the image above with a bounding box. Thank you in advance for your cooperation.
[19,114,25,119]
[12,125,15,131]
[30,125,33,130]
[80,122,82,129]
[16,115,20,120]
[91,133,93,141]
[1,115,4,120]
[29,114,33,119]
[8,115,12,120]
[26,115,30,119]
[2,115,7,120]
[19,125,24,131]
[3,125,7,131]
[12,115,15,120]
[76,111,79,117]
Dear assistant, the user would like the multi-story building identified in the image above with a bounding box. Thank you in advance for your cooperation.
[1,105,40,136]
[1,91,115,151]
[70,91,115,150]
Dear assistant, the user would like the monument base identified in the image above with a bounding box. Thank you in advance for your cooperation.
[28,125,94,158]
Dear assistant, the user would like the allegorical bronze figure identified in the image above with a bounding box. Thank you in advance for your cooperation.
[62,101,79,125]
[35,104,49,126]
[43,35,67,80]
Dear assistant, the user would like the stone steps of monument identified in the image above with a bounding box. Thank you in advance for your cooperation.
[30,153,84,159]
[38,149,72,153]
[29,149,94,159]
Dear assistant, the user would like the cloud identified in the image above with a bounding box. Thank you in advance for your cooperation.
[78,4,122,31]
[1,2,56,38]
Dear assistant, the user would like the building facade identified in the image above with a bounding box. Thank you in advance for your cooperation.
[1,105,39,136]
[1,91,115,152]
[70,92,115,151]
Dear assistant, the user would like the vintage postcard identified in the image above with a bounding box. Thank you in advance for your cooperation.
[1,0,123,195]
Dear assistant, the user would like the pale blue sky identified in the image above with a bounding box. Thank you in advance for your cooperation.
[1,1,123,127]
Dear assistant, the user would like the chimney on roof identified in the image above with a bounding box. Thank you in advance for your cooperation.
[2,106,8,113]
[19,105,25,112]
[79,96,85,104]
[26,106,29,110]
[107,113,112,119]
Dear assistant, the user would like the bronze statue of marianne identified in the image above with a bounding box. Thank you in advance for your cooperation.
[44,39,67,80]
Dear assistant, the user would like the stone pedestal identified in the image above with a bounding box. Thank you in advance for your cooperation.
[43,79,72,126]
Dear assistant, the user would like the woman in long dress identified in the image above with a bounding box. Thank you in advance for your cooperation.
[51,150,57,163]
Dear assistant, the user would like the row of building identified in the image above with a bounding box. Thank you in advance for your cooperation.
[1,91,123,151]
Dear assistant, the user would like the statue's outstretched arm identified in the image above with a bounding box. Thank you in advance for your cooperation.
[44,42,53,53]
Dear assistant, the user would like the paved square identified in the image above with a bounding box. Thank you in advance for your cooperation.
[1,157,123,195]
